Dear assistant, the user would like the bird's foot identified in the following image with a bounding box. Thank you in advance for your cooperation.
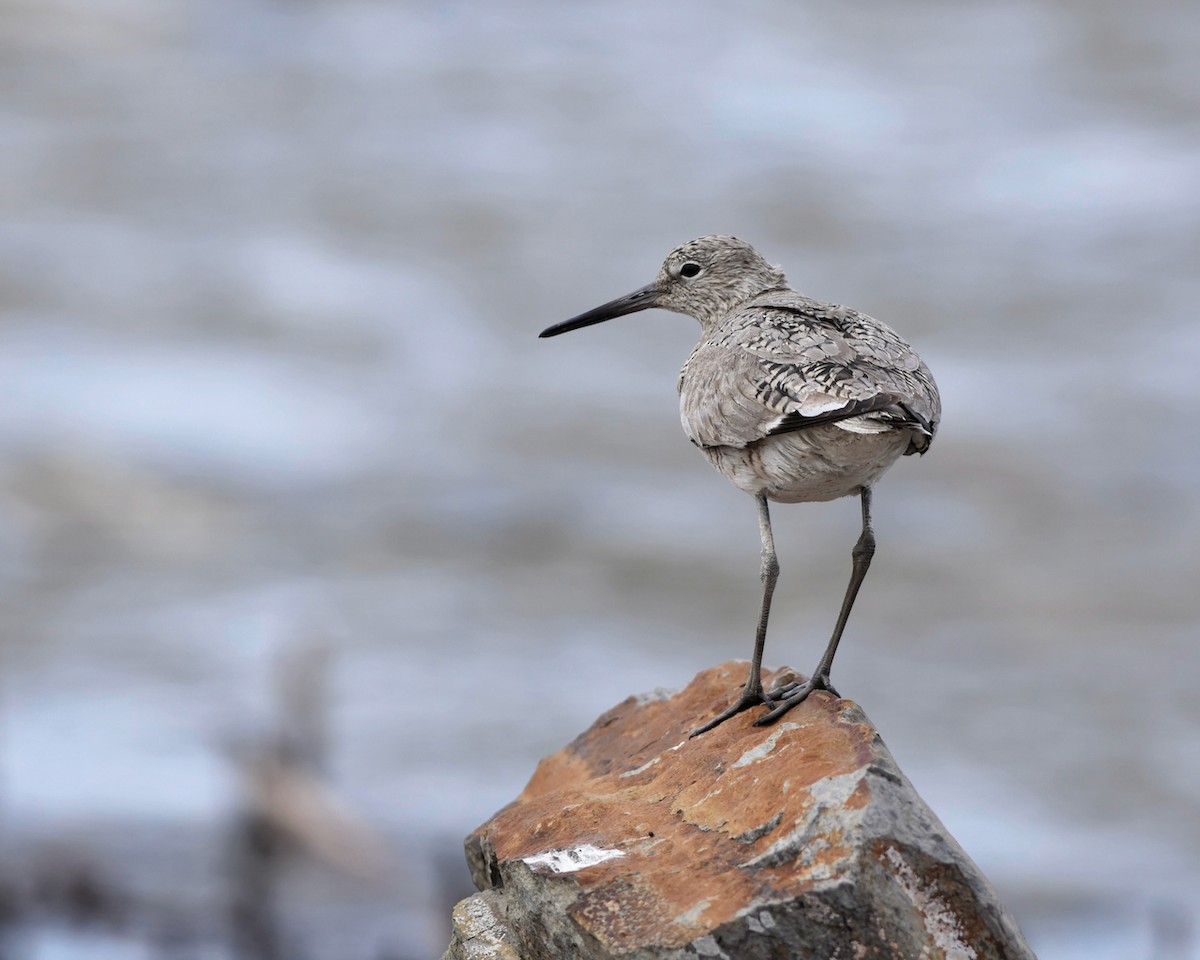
[753,673,840,726]
[690,681,771,738]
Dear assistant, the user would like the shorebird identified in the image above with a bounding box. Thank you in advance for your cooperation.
[539,236,940,736]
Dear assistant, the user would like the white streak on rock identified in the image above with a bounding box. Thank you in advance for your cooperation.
[731,723,803,768]
[885,846,978,960]
[521,843,625,874]
[620,756,661,778]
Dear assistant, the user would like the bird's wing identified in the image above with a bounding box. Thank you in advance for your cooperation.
[679,294,940,452]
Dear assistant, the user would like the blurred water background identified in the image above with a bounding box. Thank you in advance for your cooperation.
[1,0,1199,957]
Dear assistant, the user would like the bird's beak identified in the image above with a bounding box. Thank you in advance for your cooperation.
[538,283,662,338]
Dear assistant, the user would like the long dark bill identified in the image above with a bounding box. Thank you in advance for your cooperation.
[538,283,662,338]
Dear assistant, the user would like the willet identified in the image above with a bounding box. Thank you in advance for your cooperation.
[539,236,940,736]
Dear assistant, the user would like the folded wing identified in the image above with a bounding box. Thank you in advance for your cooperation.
[679,294,940,456]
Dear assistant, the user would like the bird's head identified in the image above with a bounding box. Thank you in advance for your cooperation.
[539,235,788,338]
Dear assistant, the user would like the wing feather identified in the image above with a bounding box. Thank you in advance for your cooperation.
[679,293,940,455]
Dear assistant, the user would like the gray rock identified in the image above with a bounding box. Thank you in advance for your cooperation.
[444,662,1037,959]
[440,888,520,960]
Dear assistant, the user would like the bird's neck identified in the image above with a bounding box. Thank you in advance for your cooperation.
[694,281,789,334]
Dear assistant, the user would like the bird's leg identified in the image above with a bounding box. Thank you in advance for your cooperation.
[691,495,778,737]
[756,486,875,725]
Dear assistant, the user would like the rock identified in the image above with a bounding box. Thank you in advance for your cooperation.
[440,889,521,960]
[446,662,1037,960]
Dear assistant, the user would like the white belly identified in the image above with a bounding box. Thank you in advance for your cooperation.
[701,422,912,503]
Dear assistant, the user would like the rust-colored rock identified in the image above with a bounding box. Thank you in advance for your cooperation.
[446,662,1036,960]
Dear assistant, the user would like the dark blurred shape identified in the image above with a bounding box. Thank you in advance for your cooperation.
[229,811,288,960]
[226,641,385,960]
[27,846,128,929]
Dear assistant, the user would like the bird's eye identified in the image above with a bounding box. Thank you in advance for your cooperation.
[679,261,702,279]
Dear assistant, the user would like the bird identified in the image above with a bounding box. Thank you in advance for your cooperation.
[539,236,940,736]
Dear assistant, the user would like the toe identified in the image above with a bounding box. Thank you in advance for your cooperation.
[766,679,800,700]
[752,682,814,726]
[691,686,765,737]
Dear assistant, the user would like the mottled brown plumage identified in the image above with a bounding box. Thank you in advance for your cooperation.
[540,236,940,735]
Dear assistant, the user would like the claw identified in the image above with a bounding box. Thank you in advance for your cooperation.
[690,683,767,738]
[754,674,839,726]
